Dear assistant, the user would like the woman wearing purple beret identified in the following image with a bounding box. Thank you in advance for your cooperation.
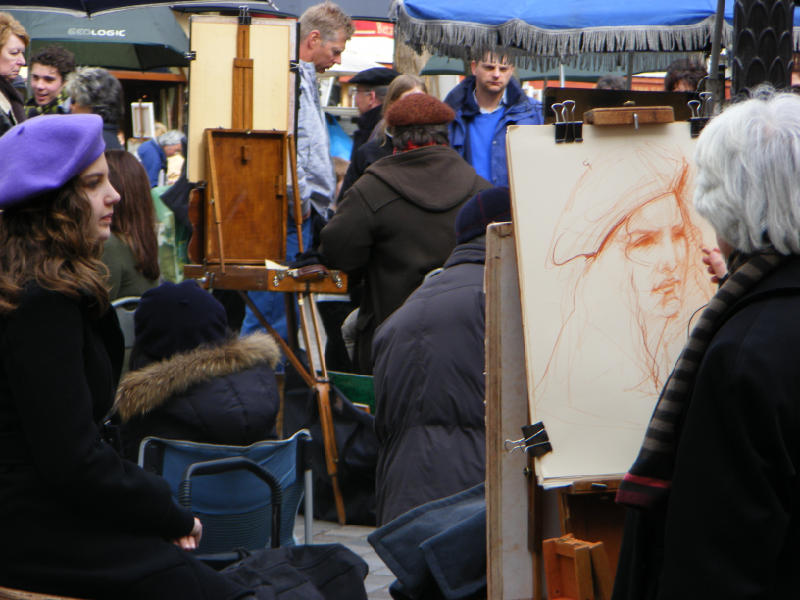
[0,115,251,598]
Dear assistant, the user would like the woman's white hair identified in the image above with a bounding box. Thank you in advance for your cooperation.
[693,88,800,255]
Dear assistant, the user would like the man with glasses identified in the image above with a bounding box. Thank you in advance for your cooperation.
[348,66,398,159]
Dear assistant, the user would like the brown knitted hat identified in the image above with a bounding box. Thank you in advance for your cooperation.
[385,93,456,128]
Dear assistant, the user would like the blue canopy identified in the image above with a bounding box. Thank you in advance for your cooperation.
[391,0,800,72]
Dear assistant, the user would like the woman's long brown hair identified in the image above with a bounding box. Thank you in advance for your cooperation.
[105,150,160,281]
[0,180,109,315]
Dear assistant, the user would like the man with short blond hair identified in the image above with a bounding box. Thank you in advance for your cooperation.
[295,0,354,219]
[445,51,543,187]
[241,2,353,341]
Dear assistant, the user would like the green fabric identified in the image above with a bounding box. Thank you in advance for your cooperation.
[329,371,375,412]
[151,185,184,283]
[101,234,158,301]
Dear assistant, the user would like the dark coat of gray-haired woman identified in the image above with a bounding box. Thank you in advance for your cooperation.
[614,90,800,600]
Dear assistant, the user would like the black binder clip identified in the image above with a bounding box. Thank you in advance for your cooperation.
[504,421,552,458]
[552,100,583,144]
[688,93,712,138]
[552,102,567,143]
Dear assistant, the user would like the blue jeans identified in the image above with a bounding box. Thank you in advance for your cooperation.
[241,217,313,372]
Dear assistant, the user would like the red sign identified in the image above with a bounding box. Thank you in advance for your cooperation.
[353,20,394,38]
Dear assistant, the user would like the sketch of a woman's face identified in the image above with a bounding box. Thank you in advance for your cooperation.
[619,194,689,318]
[541,148,713,404]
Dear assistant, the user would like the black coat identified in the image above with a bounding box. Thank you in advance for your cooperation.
[320,145,491,374]
[336,134,393,204]
[0,285,246,599]
[371,241,487,525]
[613,256,800,600]
[114,332,281,462]
[350,104,382,161]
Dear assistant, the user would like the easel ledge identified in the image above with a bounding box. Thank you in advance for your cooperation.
[184,264,348,294]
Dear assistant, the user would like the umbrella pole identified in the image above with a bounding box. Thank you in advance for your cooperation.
[626,52,633,90]
[708,0,726,112]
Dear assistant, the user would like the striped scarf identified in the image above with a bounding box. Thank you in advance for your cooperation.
[616,250,784,508]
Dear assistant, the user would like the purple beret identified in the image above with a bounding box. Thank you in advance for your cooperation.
[455,186,512,244]
[0,114,105,209]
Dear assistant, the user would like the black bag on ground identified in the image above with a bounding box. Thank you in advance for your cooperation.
[282,359,378,525]
[222,543,368,600]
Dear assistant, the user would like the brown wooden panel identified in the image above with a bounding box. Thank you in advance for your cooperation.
[204,129,287,265]
[183,264,348,294]
[558,486,626,578]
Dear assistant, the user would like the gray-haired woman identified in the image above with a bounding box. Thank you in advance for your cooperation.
[65,66,125,149]
[614,90,800,599]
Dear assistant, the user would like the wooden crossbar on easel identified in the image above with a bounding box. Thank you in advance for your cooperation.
[543,534,613,600]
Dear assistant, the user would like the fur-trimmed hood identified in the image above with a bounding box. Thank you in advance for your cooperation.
[113,332,280,422]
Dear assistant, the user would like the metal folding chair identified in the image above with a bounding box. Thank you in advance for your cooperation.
[138,429,313,567]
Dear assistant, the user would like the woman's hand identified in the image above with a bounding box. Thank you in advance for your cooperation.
[173,517,202,551]
[701,246,727,284]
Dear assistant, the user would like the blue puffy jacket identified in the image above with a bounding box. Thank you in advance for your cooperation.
[445,76,543,187]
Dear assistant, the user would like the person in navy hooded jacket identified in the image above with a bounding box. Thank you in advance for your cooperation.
[444,51,543,187]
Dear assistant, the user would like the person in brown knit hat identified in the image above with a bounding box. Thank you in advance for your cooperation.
[319,93,492,374]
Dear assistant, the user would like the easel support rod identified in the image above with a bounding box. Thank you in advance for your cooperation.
[238,291,315,388]
[288,134,305,255]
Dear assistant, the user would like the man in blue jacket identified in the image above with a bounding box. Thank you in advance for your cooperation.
[445,52,543,187]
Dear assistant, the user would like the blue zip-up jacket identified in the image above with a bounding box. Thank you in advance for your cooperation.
[444,76,543,187]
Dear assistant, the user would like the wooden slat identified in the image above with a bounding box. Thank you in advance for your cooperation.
[584,106,674,125]
[485,222,536,600]
[183,264,348,294]
[0,587,85,600]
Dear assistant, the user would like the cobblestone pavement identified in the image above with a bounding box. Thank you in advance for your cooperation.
[294,518,394,599]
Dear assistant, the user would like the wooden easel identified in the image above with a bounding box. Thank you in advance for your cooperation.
[486,105,701,598]
[485,223,626,599]
[182,8,348,524]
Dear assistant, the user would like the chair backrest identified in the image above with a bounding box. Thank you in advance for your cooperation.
[111,296,141,349]
[138,430,311,558]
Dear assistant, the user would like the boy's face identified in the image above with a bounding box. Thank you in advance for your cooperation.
[31,63,64,107]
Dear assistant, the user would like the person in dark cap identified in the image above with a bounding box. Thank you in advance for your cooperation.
[371,186,511,525]
[319,93,492,374]
[348,66,399,159]
[0,115,252,598]
[111,280,281,462]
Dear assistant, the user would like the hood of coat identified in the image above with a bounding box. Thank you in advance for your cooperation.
[113,332,280,422]
[364,145,489,212]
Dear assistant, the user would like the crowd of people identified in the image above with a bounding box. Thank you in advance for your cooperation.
[3,1,800,599]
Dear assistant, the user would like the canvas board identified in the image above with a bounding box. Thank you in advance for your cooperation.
[131,101,155,139]
[507,123,717,486]
[187,15,296,182]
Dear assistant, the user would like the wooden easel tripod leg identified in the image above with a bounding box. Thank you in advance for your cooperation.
[239,291,347,525]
